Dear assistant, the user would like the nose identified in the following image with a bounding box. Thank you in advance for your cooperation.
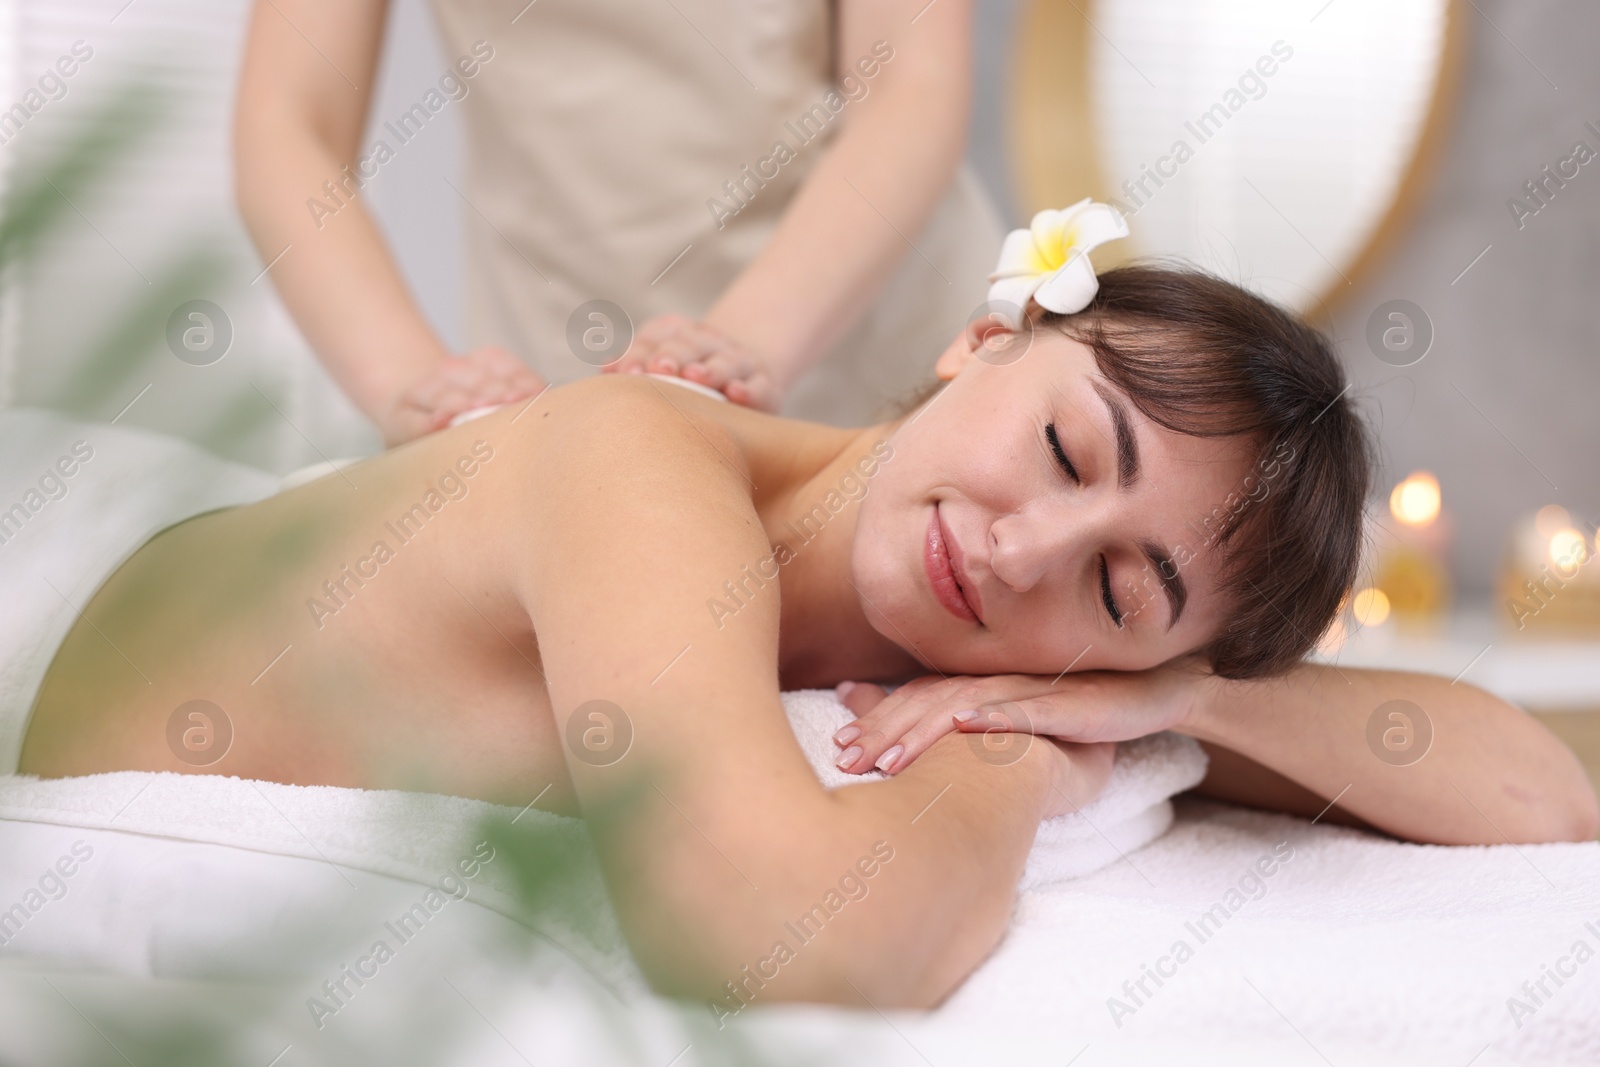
[988,499,1101,594]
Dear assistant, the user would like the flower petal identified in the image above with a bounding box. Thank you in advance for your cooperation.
[990,226,1052,280]
[986,276,1041,325]
[987,199,1131,319]
[1058,200,1130,254]
[1030,251,1101,315]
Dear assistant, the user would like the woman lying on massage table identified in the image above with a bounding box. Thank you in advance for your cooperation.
[19,266,1597,1012]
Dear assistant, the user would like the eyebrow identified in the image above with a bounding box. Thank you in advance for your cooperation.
[1139,539,1187,629]
[1090,381,1140,487]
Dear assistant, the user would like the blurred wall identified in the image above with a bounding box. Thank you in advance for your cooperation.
[1325,1,1600,598]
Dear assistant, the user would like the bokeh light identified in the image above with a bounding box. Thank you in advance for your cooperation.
[1389,472,1441,527]
[1352,587,1392,627]
[1535,504,1572,540]
[1549,528,1589,570]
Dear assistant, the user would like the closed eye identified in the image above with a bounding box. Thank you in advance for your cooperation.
[1045,423,1080,484]
[1099,554,1124,628]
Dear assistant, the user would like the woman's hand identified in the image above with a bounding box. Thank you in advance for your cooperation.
[834,680,1119,817]
[831,663,1211,776]
[381,346,547,445]
[603,314,781,411]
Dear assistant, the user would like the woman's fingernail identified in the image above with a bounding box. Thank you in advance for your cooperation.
[953,709,979,723]
[836,746,863,771]
[835,681,857,701]
[875,745,905,773]
[833,725,861,746]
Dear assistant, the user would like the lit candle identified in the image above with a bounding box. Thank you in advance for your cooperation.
[1369,470,1451,626]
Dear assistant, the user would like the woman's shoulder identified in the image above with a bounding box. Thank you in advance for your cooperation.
[478,373,767,601]
[504,374,751,478]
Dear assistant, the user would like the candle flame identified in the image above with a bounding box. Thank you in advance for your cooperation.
[1351,587,1391,627]
[1389,472,1440,527]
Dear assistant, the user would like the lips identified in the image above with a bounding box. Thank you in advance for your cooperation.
[924,505,983,624]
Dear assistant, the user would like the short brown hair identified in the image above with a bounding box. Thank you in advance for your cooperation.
[1044,265,1371,678]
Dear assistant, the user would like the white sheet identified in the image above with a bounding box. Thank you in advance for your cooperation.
[0,409,280,771]
[0,797,1594,1066]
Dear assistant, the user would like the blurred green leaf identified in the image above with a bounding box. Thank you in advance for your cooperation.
[0,80,168,268]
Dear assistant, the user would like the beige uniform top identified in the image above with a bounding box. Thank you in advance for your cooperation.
[427,0,1003,425]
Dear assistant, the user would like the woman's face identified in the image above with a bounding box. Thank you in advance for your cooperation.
[852,323,1253,677]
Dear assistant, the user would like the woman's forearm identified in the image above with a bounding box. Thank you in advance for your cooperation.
[822,731,1052,1006]
[234,0,447,419]
[235,131,447,415]
[706,7,972,387]
[1181,663,1599,844]
[617,731,1053,1014]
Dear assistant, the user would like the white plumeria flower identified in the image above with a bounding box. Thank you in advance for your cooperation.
[986,199,1130,327]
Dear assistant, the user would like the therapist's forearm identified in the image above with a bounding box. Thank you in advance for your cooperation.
[235,114,448,418]
[705,73,970,388]
[1180,663,1599,844]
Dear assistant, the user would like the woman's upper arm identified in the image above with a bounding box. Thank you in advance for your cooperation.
[514,381,841,984]
[236,0,390,156]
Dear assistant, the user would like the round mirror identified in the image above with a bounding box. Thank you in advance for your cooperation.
[1009,0,1463,315]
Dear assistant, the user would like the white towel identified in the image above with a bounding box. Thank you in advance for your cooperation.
[778,688,1207,888]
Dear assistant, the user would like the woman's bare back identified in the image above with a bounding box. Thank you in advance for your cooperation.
[20,406,578,814]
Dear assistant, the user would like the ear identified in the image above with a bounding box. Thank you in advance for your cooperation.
[933,316,1016,381]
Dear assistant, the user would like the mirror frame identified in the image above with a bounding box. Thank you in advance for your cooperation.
[1006,0,1468,319]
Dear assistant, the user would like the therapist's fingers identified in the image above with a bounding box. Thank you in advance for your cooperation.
[463,345,544,395]
[635,313,693,348]
[681,349,749,391]
[723,369,780,411]
[396,349,545,440]
[674,339,780,410]
[651,334,720,377]
[427,353,536,411]
[610,314,695,374]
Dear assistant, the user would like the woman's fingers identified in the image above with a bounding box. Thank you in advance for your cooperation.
[830,669,1194,778]
[953,697,1082,740]
[837,681,890,717]
[833,675,974,775]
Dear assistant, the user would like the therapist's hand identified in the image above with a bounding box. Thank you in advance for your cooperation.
[604,314,781,411]
[830,662,1209,776]
[381,346,546,446]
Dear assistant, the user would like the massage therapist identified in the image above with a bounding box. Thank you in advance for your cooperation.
[234,0,1002,444]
